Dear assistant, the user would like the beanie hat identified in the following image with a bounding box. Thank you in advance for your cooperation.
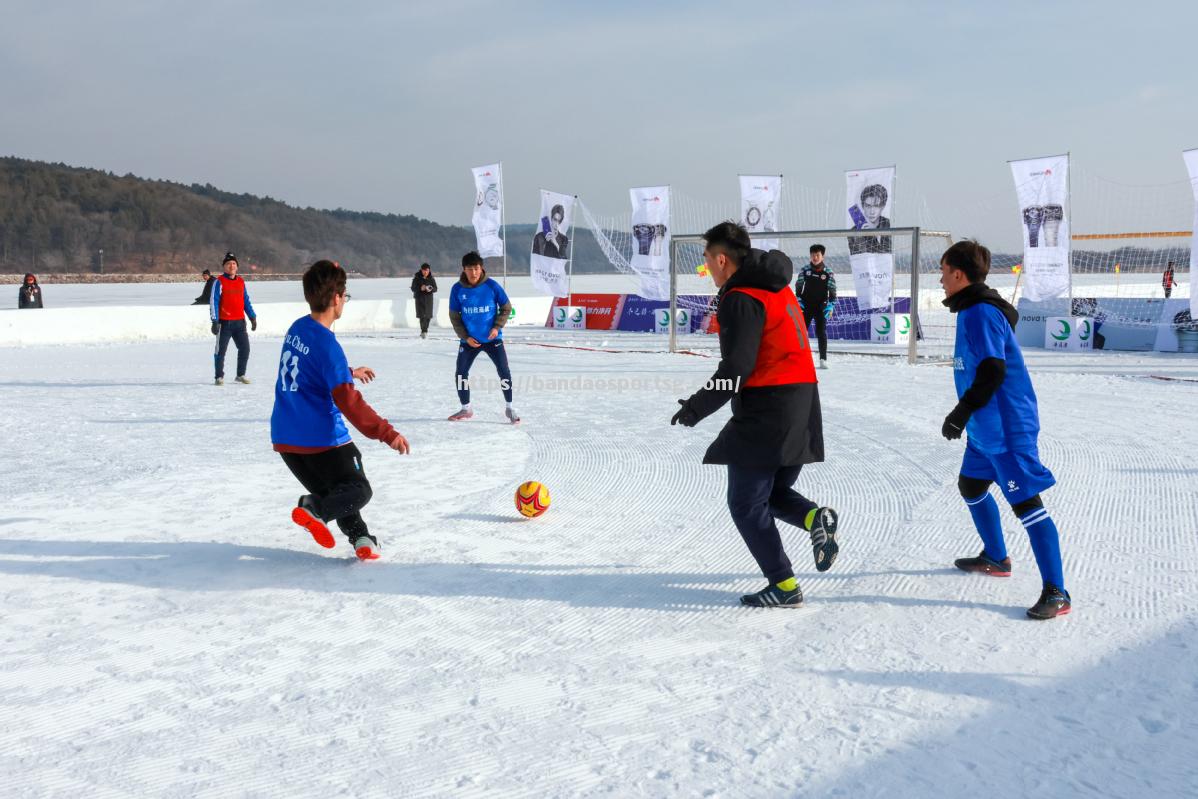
[222,252,237,266]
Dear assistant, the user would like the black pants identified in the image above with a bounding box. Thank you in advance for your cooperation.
[808,315,828,361]
[280,443,373,542]
[726,463,817,584]
[1165,286,1173,299]
[418,316,431,333]
[456,339,513,404]
[214,319,250,378]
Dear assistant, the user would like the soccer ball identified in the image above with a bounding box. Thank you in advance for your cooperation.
[515,481,551,518]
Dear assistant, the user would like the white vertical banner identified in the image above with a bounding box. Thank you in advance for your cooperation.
[846,166,896,310]
[630,186,670,300]
[470,163,504,258]
[1010,154,1071,302]
[529,190,575,298]
[739,175,781,250]
[1184,148,1198,319]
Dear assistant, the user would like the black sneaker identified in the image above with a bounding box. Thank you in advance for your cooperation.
[1027,584,1071,620]
[740,583,803,608]
[808,507,839,572]
[954,550,1012,576]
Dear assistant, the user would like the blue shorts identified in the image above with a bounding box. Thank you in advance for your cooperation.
[960,442,1056,505]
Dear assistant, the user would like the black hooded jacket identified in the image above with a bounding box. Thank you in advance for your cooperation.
[411,270,438,318]
[686,248,824,468]
[943,282,1018,410]
[18,274,43,309]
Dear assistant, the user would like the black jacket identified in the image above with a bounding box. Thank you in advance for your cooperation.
[192,276,215,305]
[686,249,824,468]
[411,271,438,318]
[795,264,837,310]
[18,275,43,309]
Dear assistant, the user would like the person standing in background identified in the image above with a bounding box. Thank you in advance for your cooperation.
[193,269,215,305]
[411,262,437,338]
[210,252,257,385]
[1162,261,1177,299]
[18,273,44,309]
[795,245,836,369]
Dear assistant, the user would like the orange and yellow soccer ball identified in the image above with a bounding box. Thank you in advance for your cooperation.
[515,481,551,518]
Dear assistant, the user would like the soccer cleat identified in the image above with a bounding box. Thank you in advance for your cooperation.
[291,495,335,549]
[1027,584,1071,620]
[740,582,803,608]
[235,375,251,384]
[214,377,224,386]
[954,550,1012,577]
[352,535,380,561]
[505,407,521,425]
[447,408,474,421]
[808,507,839,572]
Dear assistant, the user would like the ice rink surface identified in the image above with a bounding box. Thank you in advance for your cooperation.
[2,328,1197,797]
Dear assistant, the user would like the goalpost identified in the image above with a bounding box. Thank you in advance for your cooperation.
[668,227,955,364]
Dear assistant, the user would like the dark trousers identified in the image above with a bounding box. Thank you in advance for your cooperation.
[214,319,250,378]
[727,463,818,584]
[456,339,513,404]
[418,316,431,333]
[808,315,828,360]
[1165,286,1173,299]
[280,443,373,542]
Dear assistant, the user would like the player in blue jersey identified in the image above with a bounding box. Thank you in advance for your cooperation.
[939,240,1069,619]
[447,251,520,424]
[271,260,410,561]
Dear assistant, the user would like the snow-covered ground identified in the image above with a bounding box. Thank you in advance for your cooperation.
[2,328,1197,797]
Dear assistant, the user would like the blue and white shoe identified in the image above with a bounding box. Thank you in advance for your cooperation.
[740,583,803,608]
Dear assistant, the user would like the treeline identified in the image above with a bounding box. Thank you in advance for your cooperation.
[0,157,506,276]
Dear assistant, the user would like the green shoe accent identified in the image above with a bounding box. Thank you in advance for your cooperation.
[803,508,818,531]
[776,577,798,592]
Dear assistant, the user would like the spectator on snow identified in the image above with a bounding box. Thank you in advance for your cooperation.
[193,269,215,305]
[411,263,438,338]
[1163,262,1178,299]
[210,252,257,385]
[18,273,44,309]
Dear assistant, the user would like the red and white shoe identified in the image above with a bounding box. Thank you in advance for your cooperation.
[291,496,335,549]
[447,407,474,421]
[505,407,521,425]
[352,536,381,561]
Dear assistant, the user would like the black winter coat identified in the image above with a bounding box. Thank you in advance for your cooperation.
[18,278,43,309]
[685,249,824,468]
[411,272,438,318]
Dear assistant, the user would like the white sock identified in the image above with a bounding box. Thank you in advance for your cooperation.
[506,402,514,410]
[462,403,471,411]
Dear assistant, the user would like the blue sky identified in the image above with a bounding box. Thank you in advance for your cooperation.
[2,1,1195,249]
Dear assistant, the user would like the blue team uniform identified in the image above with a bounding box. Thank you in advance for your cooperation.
[449,278,509,342]
[271,315,354,449]
[954,302,1055,505]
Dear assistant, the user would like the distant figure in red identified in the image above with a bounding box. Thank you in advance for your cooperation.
[1162,261,1177,299]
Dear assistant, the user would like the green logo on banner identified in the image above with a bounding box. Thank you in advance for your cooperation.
[1052,319,1071,341]
[555,307,566,323]
[509,306,516,320]
[898,315,911,335]
[1079,319,1091,341]
[875,316,892,336]
[571,308,583,323]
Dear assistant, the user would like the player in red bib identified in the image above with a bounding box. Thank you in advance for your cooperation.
[672,221,838,608]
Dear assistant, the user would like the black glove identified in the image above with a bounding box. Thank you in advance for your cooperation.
[671,399,699,427]
[250,317,257,332]
[941,402,971,440]
[210,321,220,336]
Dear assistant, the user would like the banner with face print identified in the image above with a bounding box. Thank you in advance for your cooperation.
[846,166,896,309]
[739,175,781,250]
[630,186,670,300]
[471,163,504,258]
[1010,154,1070,302]
[529,189,575,297]
[1184,148,1198,319]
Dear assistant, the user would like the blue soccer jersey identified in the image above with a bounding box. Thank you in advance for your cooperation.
[953,303,1040,455]
[270,315,354,448]
[449,278,509,342]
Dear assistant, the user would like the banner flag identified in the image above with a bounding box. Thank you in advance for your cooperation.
[1183,148,1198,318]
[529,189,575,297]
[739,175,781,250]
[470,163,504,258]
[846,166,896,310]
[1010,154,1070,302]
[630,186,670,300]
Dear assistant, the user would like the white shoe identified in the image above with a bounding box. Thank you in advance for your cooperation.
[818,359,828,370]
[505,407,521,425]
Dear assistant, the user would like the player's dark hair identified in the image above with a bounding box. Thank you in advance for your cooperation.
[810,244,826,255]
[462,251,484,268]
[702,221,752,266]
[420,262,431,270]
[303,259,347,312]
[860,184,888,206]
[941,240,991,283]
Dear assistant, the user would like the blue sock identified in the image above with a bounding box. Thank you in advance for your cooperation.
[965,492,1007,562]
[1020,507,1065,592]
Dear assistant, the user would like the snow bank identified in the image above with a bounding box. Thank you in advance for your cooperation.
[0,296,556,346]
